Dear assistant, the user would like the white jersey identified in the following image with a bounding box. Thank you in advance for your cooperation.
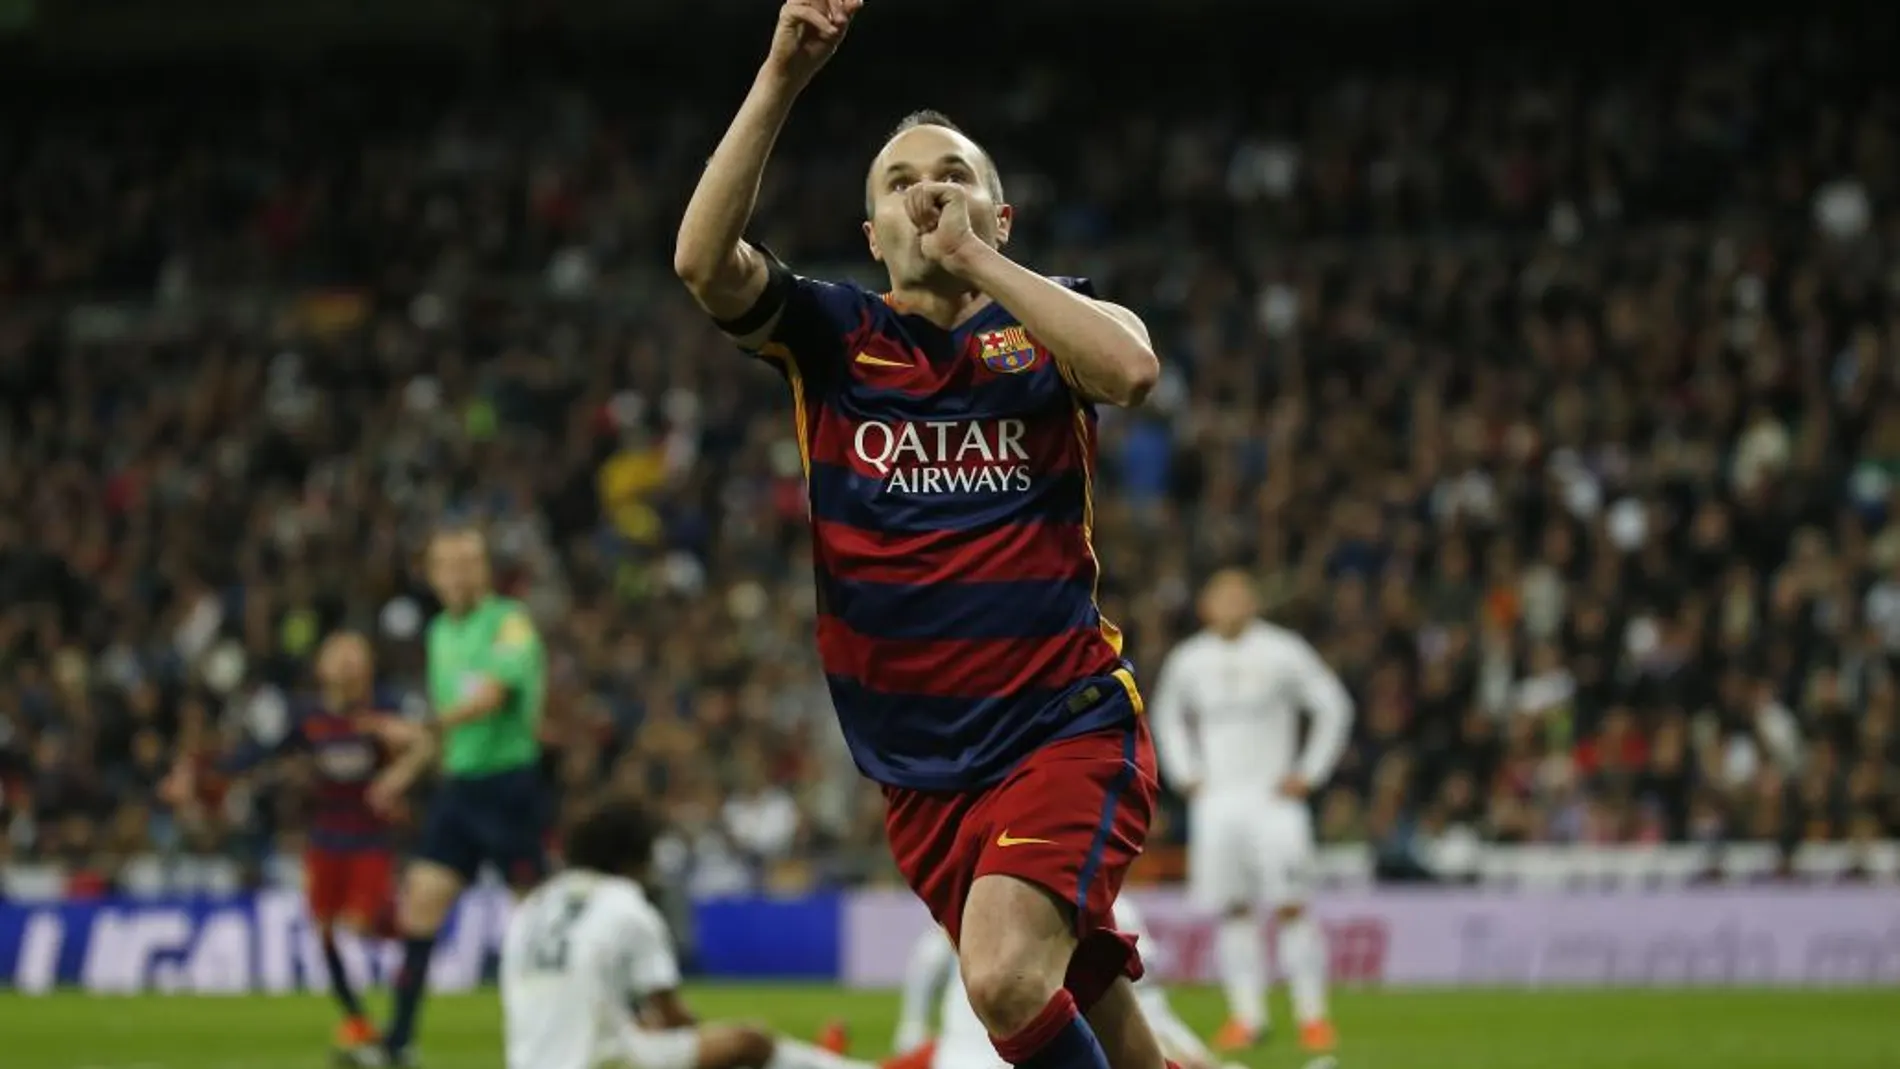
[1148,620,1352,795]
[502,870,696,1069]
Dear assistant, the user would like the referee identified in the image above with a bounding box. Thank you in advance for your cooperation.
[366,526,549,1067]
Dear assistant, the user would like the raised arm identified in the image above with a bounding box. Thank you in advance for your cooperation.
[674,0,863,339]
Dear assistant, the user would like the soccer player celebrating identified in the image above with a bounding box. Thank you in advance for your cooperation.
[888,899,1238,1069]
[1148,571,1354,1054]
[370,526,551,1067]
[675,6,1166,1069]
[502,795,882,1069]
[163,631,429,1058]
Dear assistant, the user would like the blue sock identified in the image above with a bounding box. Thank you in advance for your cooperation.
[990,989,1111,1069]
[383,936,435,1053]
[320,932,365,1020]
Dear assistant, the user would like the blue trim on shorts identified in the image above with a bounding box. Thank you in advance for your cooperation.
[1073,722,1139,923]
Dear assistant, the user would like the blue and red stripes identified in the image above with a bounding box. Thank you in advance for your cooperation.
[811,519,1095,585]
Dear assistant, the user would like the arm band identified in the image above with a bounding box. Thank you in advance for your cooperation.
[713,243,795,338]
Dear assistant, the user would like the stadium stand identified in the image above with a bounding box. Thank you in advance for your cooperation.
[1,3,1898,902]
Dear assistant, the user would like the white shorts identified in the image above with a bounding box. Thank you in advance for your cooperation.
[1187,792,1314,910]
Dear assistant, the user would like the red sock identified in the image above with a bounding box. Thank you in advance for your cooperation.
[991,989,1109,1069]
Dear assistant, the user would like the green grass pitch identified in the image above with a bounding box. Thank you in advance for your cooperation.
[3,985,1897,1069]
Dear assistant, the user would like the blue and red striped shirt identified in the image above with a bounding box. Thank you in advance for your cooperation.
[224,703,393,850]
[750,274,1142,790]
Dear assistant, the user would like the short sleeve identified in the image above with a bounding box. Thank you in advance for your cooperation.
[613,899,683,1000]
[478,607,540,691]
[749,275,870,379]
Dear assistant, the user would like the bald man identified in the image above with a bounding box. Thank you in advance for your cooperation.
[1148,572,1353,1055]
[676,9,1168,1069]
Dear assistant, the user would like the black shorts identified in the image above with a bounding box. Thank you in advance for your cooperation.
[417,767,550,887]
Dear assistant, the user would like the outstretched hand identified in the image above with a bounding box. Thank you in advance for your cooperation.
[767,0,865,85]
[905,181,982,271]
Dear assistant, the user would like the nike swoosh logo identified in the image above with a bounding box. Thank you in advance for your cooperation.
[996,831,1055,848]
[855,352,910,368]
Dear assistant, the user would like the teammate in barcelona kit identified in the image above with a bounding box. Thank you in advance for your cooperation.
[164,631,431,1058]
[368,526,552,1067]
[503,795,882,1069]
[1149,571,1354,1054]
[885,898,1239,1069]
[676,6,1167,1069]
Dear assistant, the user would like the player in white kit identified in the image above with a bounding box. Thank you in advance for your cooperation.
[1149,570,1353,1055]
[887,898,1233,1069]
[502,796,879,1069]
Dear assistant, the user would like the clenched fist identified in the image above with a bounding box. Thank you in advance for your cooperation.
[766,0,865,86]
[905,181,981,270]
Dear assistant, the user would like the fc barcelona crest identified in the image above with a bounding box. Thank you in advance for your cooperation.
[977,326,1040,374]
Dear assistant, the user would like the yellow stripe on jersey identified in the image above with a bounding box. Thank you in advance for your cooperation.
[1113,666,1145,716]
[758,342,813,479]
[1069,398,1144,716]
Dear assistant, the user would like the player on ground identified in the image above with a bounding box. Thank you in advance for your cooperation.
[503,794,881,1069]
[886,898,1237,1069]
[675,6,1166,1069]
[369,526,551,1067]
[1148,571,1353,1054]
[164,631,429,1058]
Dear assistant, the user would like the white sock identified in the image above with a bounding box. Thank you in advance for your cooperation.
[894,931,956,1052]
[768,1037,877,1069]
[1215,915,1266,1030]
[1139,989,1215,1069]
[1276,913,1329,1025]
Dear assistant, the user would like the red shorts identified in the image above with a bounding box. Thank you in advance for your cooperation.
[883,719,1158,1012]
[305,847,395,928]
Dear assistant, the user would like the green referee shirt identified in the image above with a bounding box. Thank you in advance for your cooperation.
[426,595,545,778]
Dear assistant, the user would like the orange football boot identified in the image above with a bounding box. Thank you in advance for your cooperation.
[335,1016,378,1051]
[1212,1019,1261,1052]
[816,1021,851,1055]
[881,1040,937,1069]
[1298,1020,1338,1053]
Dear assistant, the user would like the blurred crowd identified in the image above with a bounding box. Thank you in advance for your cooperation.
[2,9,1899,895]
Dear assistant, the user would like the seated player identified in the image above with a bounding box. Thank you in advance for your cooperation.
[501,793,882,1069]
[165,631,429,1057]
[882,899,1237,1069]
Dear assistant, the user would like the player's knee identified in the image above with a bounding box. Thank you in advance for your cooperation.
[694,1023,775,1069]
[961,955,1060,1037]
[395,893,448,936]
[1222,902,1252,922]
[396,864,462,935]
[728,1024,776,1069]
[1274,903,1305,924]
